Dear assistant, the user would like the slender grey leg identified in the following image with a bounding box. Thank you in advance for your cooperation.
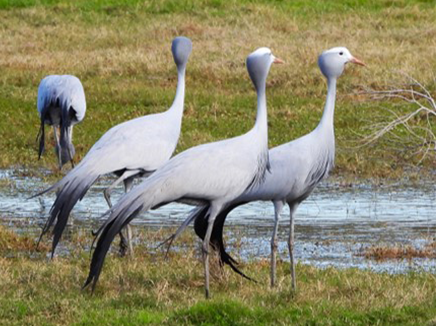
[287,203,298,291]
[124,224,134,257]
[102,170,139,256]
[53,126,62,170]
[123,176,134,193]
[271,200,284,288]
[123,176,136,256]
[104,170,139,208]
[202,204,221,299]
[119,176,136,256]
[67,126,75,168]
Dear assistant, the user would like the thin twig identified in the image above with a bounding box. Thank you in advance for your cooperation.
[357,72,435,164]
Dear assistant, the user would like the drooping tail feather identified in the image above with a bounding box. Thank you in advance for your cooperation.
[194,203,255,282]
[59,125,72,164]
[59,107,74,165]
[37,118,45,160]
[36,166,100,256]
[29,177,64,200]
[158,206,209,258]
[84,178,166,290]
[84,199,145,291]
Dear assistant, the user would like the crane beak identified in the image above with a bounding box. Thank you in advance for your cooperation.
[273,57,285,64]
[350,56,365,66]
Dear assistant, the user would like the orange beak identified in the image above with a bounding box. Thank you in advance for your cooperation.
[350,56,365,66]
[273,57,285,64]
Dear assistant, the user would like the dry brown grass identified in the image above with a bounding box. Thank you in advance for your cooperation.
[2,6,435,92]
[1,2,436,178]
[0,225,49,253]
[358,242,436,260]
[1,223,436,325]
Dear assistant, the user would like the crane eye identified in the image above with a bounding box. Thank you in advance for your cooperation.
[339,52,344,56]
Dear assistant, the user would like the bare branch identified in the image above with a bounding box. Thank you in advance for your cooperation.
[357,72,435,165]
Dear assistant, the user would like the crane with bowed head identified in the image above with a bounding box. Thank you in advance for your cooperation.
[37,75,86,170]
[34,37,193,257]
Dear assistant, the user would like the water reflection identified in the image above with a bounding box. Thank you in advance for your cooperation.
[1,169,435,273]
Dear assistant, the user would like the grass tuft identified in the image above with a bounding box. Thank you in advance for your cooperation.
[0,225,49,253]
[359,242,436,260]
[1,225,436,325]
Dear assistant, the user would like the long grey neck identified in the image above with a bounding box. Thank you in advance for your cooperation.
[254,83,268,136]
[168,67,186,118]
[316,76,337,135]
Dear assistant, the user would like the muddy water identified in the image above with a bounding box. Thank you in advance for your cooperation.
[1,169,435,274]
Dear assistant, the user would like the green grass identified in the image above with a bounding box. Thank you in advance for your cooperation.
[1,225,436,326]
[0,0,435,180]
[0,0,435,12]
[1,4,435,324]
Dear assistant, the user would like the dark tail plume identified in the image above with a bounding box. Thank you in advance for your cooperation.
[83,204,144,291]
[194,203,255,282]
[38,168,99,256]
[157,206,208,258]
[59,108,74,165]
[84,178,171,290]
[37,117,46,159]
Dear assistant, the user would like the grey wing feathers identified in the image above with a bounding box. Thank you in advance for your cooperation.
[36,107,48,159]
[84,181,157,290]
[304,151,334,191]
[36,78,52,158]
[245,150,270,192]
[84,200,145,291]
[36,75,86,159]
[29,178,63,200]
[38,168,99,256]
[85,169,201,289]
[37,75,86,124]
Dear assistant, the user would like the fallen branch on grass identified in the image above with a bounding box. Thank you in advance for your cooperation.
[358,73,436,164]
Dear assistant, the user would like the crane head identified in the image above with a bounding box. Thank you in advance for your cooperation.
[172,36,192,70]
[318,47,365,79]
[246,47,283,91]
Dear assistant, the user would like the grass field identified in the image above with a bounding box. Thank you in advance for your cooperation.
[1,225,436,326]
[0,0,435,180]
[1,1,436,325]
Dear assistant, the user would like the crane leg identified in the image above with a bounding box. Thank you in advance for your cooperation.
[53,126,62,170]
[67,126,75,168]
[287,204,298,292]
[103,170,140,257]
[271,200,284,288]
[124,176,135,193]
[202,204,222,299]
[123,176,135,256]
[103,170,139,208]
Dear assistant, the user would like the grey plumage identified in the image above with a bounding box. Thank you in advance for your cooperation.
[84,48,283,297]
[37,75,86,169]
[34,36,193,256]
[165,47,365,290]
[38,166,99,253]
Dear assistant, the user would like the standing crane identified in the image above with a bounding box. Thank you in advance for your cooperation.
[33,36,192,257]
[164,47,365,291]
[37,75,86,170]
[84,47,284,298]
